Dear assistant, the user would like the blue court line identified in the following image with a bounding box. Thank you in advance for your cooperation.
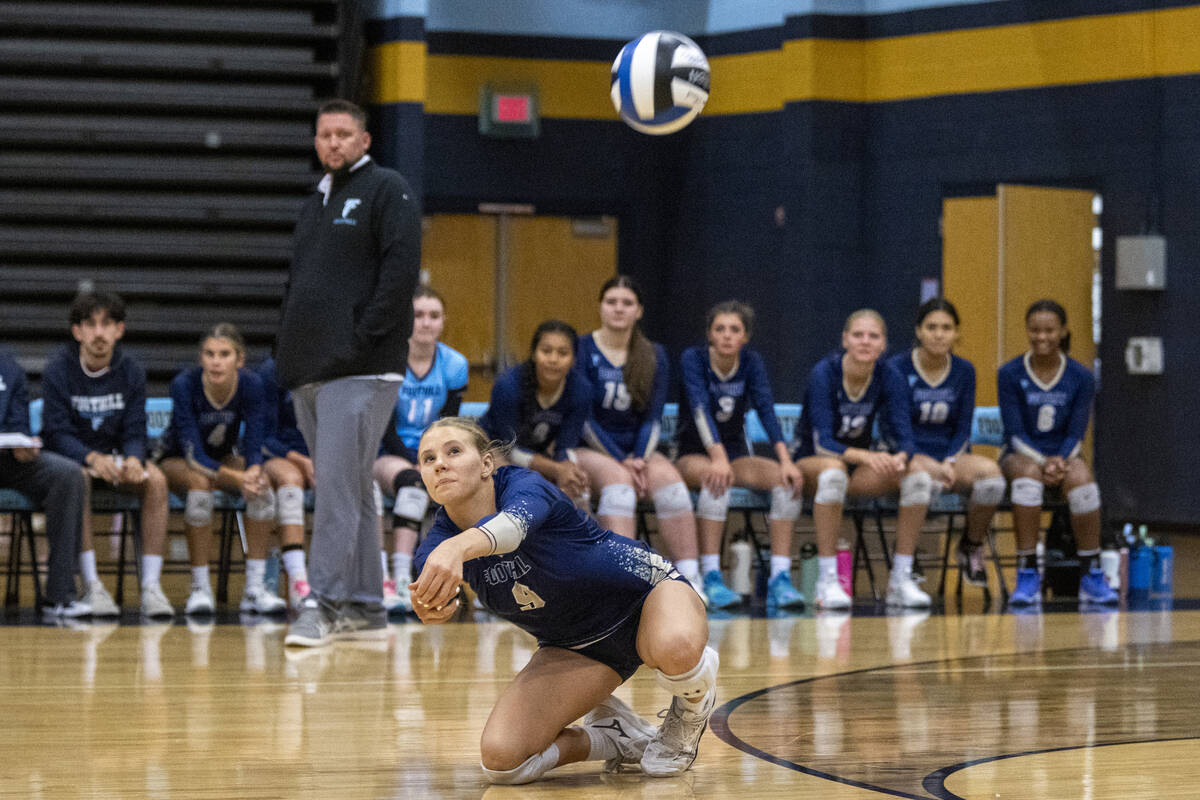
[709,644,1199,798]
[921,736,1200,800]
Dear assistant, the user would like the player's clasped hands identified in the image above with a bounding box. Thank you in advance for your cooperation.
[410,536,467,623]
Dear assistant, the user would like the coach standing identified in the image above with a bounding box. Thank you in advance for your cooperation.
[279,99,421,647]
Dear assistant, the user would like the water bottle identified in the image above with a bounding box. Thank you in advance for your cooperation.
[1100,548,1121,590]
[799,542,819,602]
[264,546,281,594]
[1138,524,1155,548]
[729,538,754,596]
[836,539,853,596]
[1122,523,1136,549]
[1035,540,1045,577]
[1129,545,1153,591]
[1152,545,1174,596]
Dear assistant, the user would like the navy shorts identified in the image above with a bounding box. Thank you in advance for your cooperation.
[561,573,691,681]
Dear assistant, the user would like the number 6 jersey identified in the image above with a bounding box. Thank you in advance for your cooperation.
[997,352,1094,460]
[413,466,676,650]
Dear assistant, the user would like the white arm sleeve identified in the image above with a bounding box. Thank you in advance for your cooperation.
[477,511,528,555]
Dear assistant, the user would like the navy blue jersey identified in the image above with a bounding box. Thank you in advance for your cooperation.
[998,352,1094,459]
[414,466,675,649]
[380,342,469,457]
[40,343,149,464]
[478,363,591,463]
[576,333,668,460]
[161,366,267,470]
[676,345,785,458]
[795,353,915,458]
[256,357,307,459]
[0,348,32,436]
[888,350,976,462]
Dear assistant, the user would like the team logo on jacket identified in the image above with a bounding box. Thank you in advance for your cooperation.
[334,198,361,225]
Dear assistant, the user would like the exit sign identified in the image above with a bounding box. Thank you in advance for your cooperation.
[480,85,540,138]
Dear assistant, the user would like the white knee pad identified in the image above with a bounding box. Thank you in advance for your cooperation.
[185,490,214,527]
[656,645,719,703]
[372,481,384,517]
[768,485,802,522]
[814,468,848,505]
[1068,482,1101,514]
[970,476,1006,507]
[899,471,933,507]
[695,487,730,522]
[245,486,276,521]
[480,744,560,785]
[276,485,306,527]
[596,484,636,519]
[393,487,431,527]
[652,481,693,521]
[1010,477,1044,507]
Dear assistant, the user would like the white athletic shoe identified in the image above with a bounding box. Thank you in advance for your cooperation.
[83,580,120,617]
[815,575,852,610]
[288,578,311,611]
[685,574,710,609]
[382,579,404,611]
[582,695,658,773]
[42,599,93,621]
[240,585,287,614]
[384,580,413,614]
[185,584,215,615]
[640,689,717,777]
[140,584,175,618]
[886,572,932,608]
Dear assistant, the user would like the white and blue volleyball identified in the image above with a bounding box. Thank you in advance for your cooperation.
[610,31,710,135]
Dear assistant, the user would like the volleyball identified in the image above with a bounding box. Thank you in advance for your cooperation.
[610,31,710,135]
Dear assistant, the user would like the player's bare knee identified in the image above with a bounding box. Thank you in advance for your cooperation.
[479,733,536,773]
[651,627,706,674]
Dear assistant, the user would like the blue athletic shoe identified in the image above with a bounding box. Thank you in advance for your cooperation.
[702,570,742,609]
[767,572,805,609]
[1009,569,1042,606]
[1078,568,1118,604]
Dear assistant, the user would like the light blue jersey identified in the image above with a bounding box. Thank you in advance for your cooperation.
[383,342,469,457]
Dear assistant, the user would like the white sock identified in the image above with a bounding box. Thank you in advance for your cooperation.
[675,557,700,582]
[580,724,619,761]
[191,565,210,589]
[771,555,792,579]
[282,548,307,583]
[819,556,838,580]
[142,554,163,587]
[892,553,914,578]
[80,550,99,584]
[380,551,391,580]
[700,554,721,575]
[245,559,266,593]
[391,552,413,583]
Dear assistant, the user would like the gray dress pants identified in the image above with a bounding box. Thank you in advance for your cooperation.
[292,376,398,606]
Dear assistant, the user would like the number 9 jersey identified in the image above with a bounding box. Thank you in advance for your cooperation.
[888,350,976,462]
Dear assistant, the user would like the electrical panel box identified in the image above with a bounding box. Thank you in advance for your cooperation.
[1116,235,1166,289]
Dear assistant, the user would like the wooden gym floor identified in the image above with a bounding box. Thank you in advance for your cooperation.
[2,531,1199,798]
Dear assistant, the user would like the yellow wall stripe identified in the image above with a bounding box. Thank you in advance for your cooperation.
[371,6,1200,115]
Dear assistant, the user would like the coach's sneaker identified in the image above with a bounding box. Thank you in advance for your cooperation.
[583,695,658,772]
[83,580,120,617]
[1078,568,1118,605]
[185,583,215,615]
[1009,568,1042,606]
[285,597,337,647]
[288,578,311,611]
[956,538,988,587]
[337,602,388,640]
[815,574,852,611]
[701,570,741,609]
[766,571,805,609]
[240,585,287,615]
[886,571,931,608]
[140,584,174,619]
[641,689,717,777]
[42,599,92,621]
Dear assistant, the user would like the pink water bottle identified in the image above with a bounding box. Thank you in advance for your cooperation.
[836,539,853,596]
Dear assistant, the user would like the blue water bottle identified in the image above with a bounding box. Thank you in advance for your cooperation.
[1152,545,1173,595]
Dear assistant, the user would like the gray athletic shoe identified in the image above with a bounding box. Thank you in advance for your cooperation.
[640,689,717,777]
[583,695,658,773]
[336,603,388,640]
[285,598,338,647]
